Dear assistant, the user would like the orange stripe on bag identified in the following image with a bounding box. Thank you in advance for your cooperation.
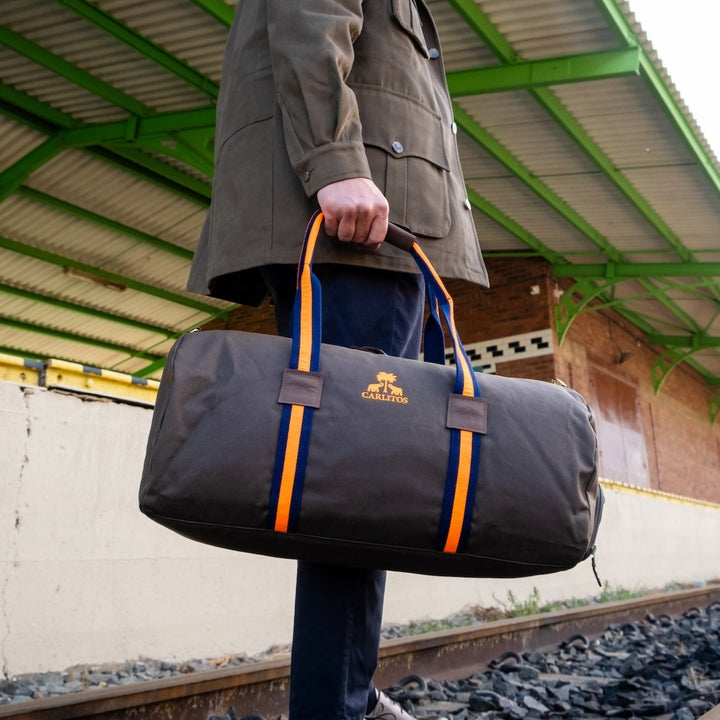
[442,429,473,553]
[296,215,321,373]
[274,404,307,532]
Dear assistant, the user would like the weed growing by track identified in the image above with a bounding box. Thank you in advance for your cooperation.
[381,582,708,639]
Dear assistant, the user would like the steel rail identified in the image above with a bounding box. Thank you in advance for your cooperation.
[2,585,720,720]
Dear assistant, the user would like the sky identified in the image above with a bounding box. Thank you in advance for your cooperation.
[626,0,720,158]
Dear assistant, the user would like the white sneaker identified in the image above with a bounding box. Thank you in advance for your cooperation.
[365,691,417,720]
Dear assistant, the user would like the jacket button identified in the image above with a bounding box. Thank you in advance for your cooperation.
[428,47,440,59]
[464,198,472,210]
[451,121,457,135]
[302,170,311,182]
[391,141,404,154]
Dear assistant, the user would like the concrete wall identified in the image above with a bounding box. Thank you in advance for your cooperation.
[2,380,720,676]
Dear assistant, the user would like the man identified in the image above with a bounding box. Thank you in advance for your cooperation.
[188,2,488,720]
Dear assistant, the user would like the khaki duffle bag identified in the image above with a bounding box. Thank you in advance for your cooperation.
[139,212,603,578]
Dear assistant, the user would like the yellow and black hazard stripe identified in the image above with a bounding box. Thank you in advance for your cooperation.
[0,352,158,406]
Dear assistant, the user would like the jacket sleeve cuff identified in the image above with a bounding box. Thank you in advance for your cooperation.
[294,141,372,197]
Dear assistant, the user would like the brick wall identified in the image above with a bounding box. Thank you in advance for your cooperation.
[558,300,720,502]
[554,278,720,502]
[445,257,552,346]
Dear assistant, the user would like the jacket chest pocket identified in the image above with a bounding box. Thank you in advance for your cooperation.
[390,0,429,57]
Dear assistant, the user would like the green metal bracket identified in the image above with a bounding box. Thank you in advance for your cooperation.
[649,336,720,410]
[710,389,720,426]
[554,278,623,344]
[651,346,697,395]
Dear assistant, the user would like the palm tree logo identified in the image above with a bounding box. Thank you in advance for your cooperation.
[376,372,397,394]
[364,372,404,399]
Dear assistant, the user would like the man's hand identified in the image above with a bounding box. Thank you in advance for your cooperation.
[317,178,389,250]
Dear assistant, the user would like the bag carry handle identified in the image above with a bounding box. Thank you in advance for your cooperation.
[291,212,480,397]
[269,211,484,556]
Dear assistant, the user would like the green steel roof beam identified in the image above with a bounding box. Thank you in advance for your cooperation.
[467,187,564,263]
[447,4,705,334]
[0,81,81,130]
[91,146,211,203]
[530,83,696,266]
[0,283,177,337]
[454,104,623,261]
[188,0,235,27]
[446,48,640,96]
[454,105,700,332]
[56,106,216,147]
[55,108,217,178]
[0,234,221,315]
[552,262,720,278]
[123,130,214,178]
[53,0,220,100]
[0,135,65,202]
[15,186,195,261]
[0,315,164,362]
[447,0,701,278]
[597,0,720,196]
[0,109,214,201]
[134,356,171,378]
[0,83,211,203]
[445,0,519,62]
[0,119,214,206]
[0,25,152,117]
[647,334,720,349]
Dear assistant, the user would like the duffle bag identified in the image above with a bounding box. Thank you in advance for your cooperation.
[139,212,603,578]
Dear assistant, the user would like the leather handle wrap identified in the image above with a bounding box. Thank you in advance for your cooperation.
[384,223,416,252]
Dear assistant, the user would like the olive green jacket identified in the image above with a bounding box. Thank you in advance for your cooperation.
[188,0,488,305]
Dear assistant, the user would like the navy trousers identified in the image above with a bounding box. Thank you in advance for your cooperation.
[260,263,425,720]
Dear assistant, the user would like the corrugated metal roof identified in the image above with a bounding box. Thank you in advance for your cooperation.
[0,0,719,408]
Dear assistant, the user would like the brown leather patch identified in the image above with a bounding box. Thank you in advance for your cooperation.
[446,394,488,434]
[278,369,324,408]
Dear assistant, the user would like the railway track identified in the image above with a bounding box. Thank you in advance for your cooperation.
[2,585,720,720]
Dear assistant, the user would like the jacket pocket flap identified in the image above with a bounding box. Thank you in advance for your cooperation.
[354,85,449,171]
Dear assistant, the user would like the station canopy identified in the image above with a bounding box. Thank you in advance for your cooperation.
[1,0,719,399]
